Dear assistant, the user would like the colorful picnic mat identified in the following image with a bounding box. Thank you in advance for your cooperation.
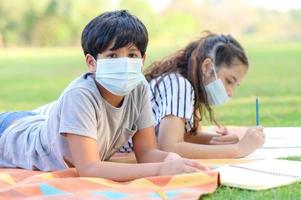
[0,168,218,200]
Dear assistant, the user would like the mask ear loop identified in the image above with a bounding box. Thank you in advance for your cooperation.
[211,63,218,80]
[92,57,97,66]
[91,57,98,74]
[210,61,227,130]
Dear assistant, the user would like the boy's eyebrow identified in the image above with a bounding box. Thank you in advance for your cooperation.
[106,47,139,52]
[127,47,140,53]
[129,48,139,51]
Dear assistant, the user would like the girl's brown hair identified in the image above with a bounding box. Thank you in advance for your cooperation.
[144,31,249,134]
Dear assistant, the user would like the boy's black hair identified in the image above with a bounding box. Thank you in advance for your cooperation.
[81,10,148,59]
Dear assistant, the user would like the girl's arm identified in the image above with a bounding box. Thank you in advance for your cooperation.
[66,133,207,181]
[184,128,240,145]
[184,131,219,144]
[183,112,239,145]
[157,115,265,159]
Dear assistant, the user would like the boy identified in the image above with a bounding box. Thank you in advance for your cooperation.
[0,10,207,181]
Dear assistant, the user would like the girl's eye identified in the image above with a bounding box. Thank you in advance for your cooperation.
[226,79,233,85]
[107,53,117,58]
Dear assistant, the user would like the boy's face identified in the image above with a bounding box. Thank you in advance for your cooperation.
[86,42,146,72]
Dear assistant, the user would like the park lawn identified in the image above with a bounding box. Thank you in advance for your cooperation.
[0,42,300,199]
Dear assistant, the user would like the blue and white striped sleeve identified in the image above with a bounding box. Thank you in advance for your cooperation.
[160,74,194,121]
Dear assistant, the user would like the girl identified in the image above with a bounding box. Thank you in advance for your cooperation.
[141,32,265,159]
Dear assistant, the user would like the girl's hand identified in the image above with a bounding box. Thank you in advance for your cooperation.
[209,128,240,145]
[159,158,209,176]
[237,126,265,157]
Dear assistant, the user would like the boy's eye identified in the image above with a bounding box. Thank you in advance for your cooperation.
[129,53,139,58]
[106,53,117,58]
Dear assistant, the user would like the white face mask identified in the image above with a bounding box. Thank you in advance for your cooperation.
[95,57,145,96]
[204,64,230,106]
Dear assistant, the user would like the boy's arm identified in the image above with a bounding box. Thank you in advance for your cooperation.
[132,126,181,163]
[66,133,160,181]
[66,133,207,181]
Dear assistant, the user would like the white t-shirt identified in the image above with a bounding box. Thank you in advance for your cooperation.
[0,73,154,171]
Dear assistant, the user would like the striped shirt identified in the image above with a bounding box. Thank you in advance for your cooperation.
[119,73,195,153]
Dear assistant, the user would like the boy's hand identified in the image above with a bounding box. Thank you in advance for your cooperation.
[237,126,265,157]
[209,128,240,145]
[159,157,209,176]
[163,152,182,162]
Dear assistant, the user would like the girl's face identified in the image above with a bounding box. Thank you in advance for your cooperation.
[203,58,248,98]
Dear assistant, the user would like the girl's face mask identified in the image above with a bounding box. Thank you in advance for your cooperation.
[204,64,230,106]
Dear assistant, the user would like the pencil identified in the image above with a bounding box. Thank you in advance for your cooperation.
[256,96,259,126]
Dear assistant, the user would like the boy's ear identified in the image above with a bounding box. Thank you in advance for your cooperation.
[202,58,214,78]
[85,54,97,73]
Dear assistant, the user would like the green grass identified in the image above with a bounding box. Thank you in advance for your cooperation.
[0,43,300,199]
[0,48,86,110]
[202,184,301,200]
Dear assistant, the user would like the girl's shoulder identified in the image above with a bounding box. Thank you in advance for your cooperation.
[150,73,193,90]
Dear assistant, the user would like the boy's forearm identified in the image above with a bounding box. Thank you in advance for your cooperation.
[79,161,162,181]
[136,149,169,163]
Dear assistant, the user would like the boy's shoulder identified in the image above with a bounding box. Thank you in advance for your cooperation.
[59,73,101,104]
[64,73,97,93]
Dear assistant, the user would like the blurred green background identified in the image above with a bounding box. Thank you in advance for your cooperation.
[0,0,300,127]
[0,0,301,198]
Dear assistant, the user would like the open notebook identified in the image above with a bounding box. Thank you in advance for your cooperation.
[246,127,301,159]
[261,127,301,148]
[216,159,301,190]
[206,127,301,159]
